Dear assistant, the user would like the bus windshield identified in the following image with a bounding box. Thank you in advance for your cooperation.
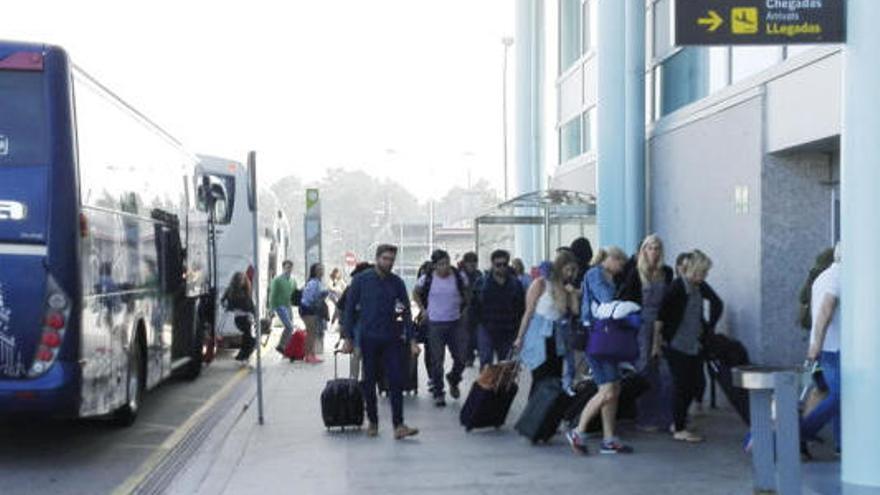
[0,70,49,167]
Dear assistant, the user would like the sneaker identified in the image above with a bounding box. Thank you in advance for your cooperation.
[434,396,447,408]
[394,424,419,440]
[600,439,634,455]
[366,422,379,437]
[672,430,704,443]
[446,374,460,399]
[566,430,589,456]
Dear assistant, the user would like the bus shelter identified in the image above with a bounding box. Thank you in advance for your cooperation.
[474,190,597,264]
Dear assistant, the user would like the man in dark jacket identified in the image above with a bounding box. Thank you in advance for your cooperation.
[460,251,483,367]
[341,245,419,440]
[475,250,525,369]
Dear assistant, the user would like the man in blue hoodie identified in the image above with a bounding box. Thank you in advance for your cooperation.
[341,244,420,440]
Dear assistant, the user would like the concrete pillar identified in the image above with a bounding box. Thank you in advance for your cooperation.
[623,0,646,253]
[597,0,644,250]
[514,0,544,266]
[841,0,880,492]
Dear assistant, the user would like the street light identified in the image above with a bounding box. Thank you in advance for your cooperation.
[502,36,514,201]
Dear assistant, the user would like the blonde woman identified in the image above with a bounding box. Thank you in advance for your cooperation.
[619,235,674,432]
[513,250,581,397]
[567,246,633,455]
[656,250,724,442]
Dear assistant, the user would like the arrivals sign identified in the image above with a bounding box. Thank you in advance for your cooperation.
[675,0,846,46]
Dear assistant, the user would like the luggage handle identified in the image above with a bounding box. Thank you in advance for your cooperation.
[333,348,359,381]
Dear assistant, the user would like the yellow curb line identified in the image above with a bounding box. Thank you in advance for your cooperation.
[112,367,250,495]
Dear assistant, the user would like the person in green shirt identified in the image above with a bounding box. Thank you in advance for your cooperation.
[270,260,297,353]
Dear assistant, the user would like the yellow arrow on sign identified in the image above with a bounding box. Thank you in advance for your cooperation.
[697,10,724,32]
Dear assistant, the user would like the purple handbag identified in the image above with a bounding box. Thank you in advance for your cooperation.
[587,317,639,362]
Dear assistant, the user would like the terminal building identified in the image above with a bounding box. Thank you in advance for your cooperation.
[548,0,842,366]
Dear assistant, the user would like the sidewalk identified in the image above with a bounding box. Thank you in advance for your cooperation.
[168,332,836,495]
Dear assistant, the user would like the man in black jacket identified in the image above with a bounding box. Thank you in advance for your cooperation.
[475,250,525,369]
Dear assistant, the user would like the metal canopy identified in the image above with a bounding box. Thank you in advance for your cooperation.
[474,189,597,261]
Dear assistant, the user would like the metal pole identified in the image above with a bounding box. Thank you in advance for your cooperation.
[248,151,265,425]
[502,37,514,201]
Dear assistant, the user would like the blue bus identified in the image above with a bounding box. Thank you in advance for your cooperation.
[0,41,216,425]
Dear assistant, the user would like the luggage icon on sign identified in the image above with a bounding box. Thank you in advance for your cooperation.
[731,7,759,35]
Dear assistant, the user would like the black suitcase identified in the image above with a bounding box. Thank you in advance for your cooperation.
[321,352,365,429]
[707,358,750,425]
[563,373,651,432]
[460,382,519,431]
[377,345,419,396]
[515,379,570,444]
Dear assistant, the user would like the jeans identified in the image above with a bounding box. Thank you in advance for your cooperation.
[801,351,841,449]
[665,347,703,431]
[428,320,464,398]
[234,316,255,361]
[274,306,294,349]
[477,325,514,369]
[360,337,405,427]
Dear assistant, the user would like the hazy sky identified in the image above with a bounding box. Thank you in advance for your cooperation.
[6,0,516,199]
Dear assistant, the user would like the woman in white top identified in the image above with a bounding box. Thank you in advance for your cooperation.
[513,251,581,396]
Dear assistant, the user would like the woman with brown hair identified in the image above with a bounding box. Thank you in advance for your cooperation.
[221,272,257,367]
[513,250,581,396]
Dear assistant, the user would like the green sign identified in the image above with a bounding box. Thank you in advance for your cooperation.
[675,0,846,46]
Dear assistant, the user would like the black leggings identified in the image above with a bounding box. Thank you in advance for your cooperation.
[530,337,563,397]
[665,348,703,431]
[234,316,256,361]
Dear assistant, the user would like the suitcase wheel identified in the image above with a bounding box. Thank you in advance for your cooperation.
[466,427,473,433]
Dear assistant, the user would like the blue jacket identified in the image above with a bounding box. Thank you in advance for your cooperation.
[581,266,618,325]
[343,269,413,343]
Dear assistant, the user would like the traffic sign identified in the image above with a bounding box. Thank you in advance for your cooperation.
[675,0,846,46]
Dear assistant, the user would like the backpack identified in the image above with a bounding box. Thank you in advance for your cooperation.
[416,267,468,311]
[797,248,834,331]
[290,287,303,307]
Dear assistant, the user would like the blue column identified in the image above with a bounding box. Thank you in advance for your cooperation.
[623,0,646,253]
[597,0,645,250]
[841,0,880,492]
[596,0,626,248]
[514,0,545,266]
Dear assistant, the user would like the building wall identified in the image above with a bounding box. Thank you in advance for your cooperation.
[648,50,842,365]
[650,96,765,357]
[761,151,837,365]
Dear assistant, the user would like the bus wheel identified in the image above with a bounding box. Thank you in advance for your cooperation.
[113,342,144,427]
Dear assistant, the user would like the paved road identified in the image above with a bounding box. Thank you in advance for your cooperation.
[0,349,250,495]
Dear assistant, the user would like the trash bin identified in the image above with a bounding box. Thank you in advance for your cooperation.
[733,365,803,495]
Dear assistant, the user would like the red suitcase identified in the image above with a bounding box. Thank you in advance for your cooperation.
[284,329,307,361]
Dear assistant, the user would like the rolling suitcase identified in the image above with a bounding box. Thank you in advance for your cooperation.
[321,351,365,430]
[377,344,419,396]
[515,378,570,444]
[704,333,751,425]
[460,360,520,431]
[563,373,650,432]
[283,329,307,361]
[707,358,750,425]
